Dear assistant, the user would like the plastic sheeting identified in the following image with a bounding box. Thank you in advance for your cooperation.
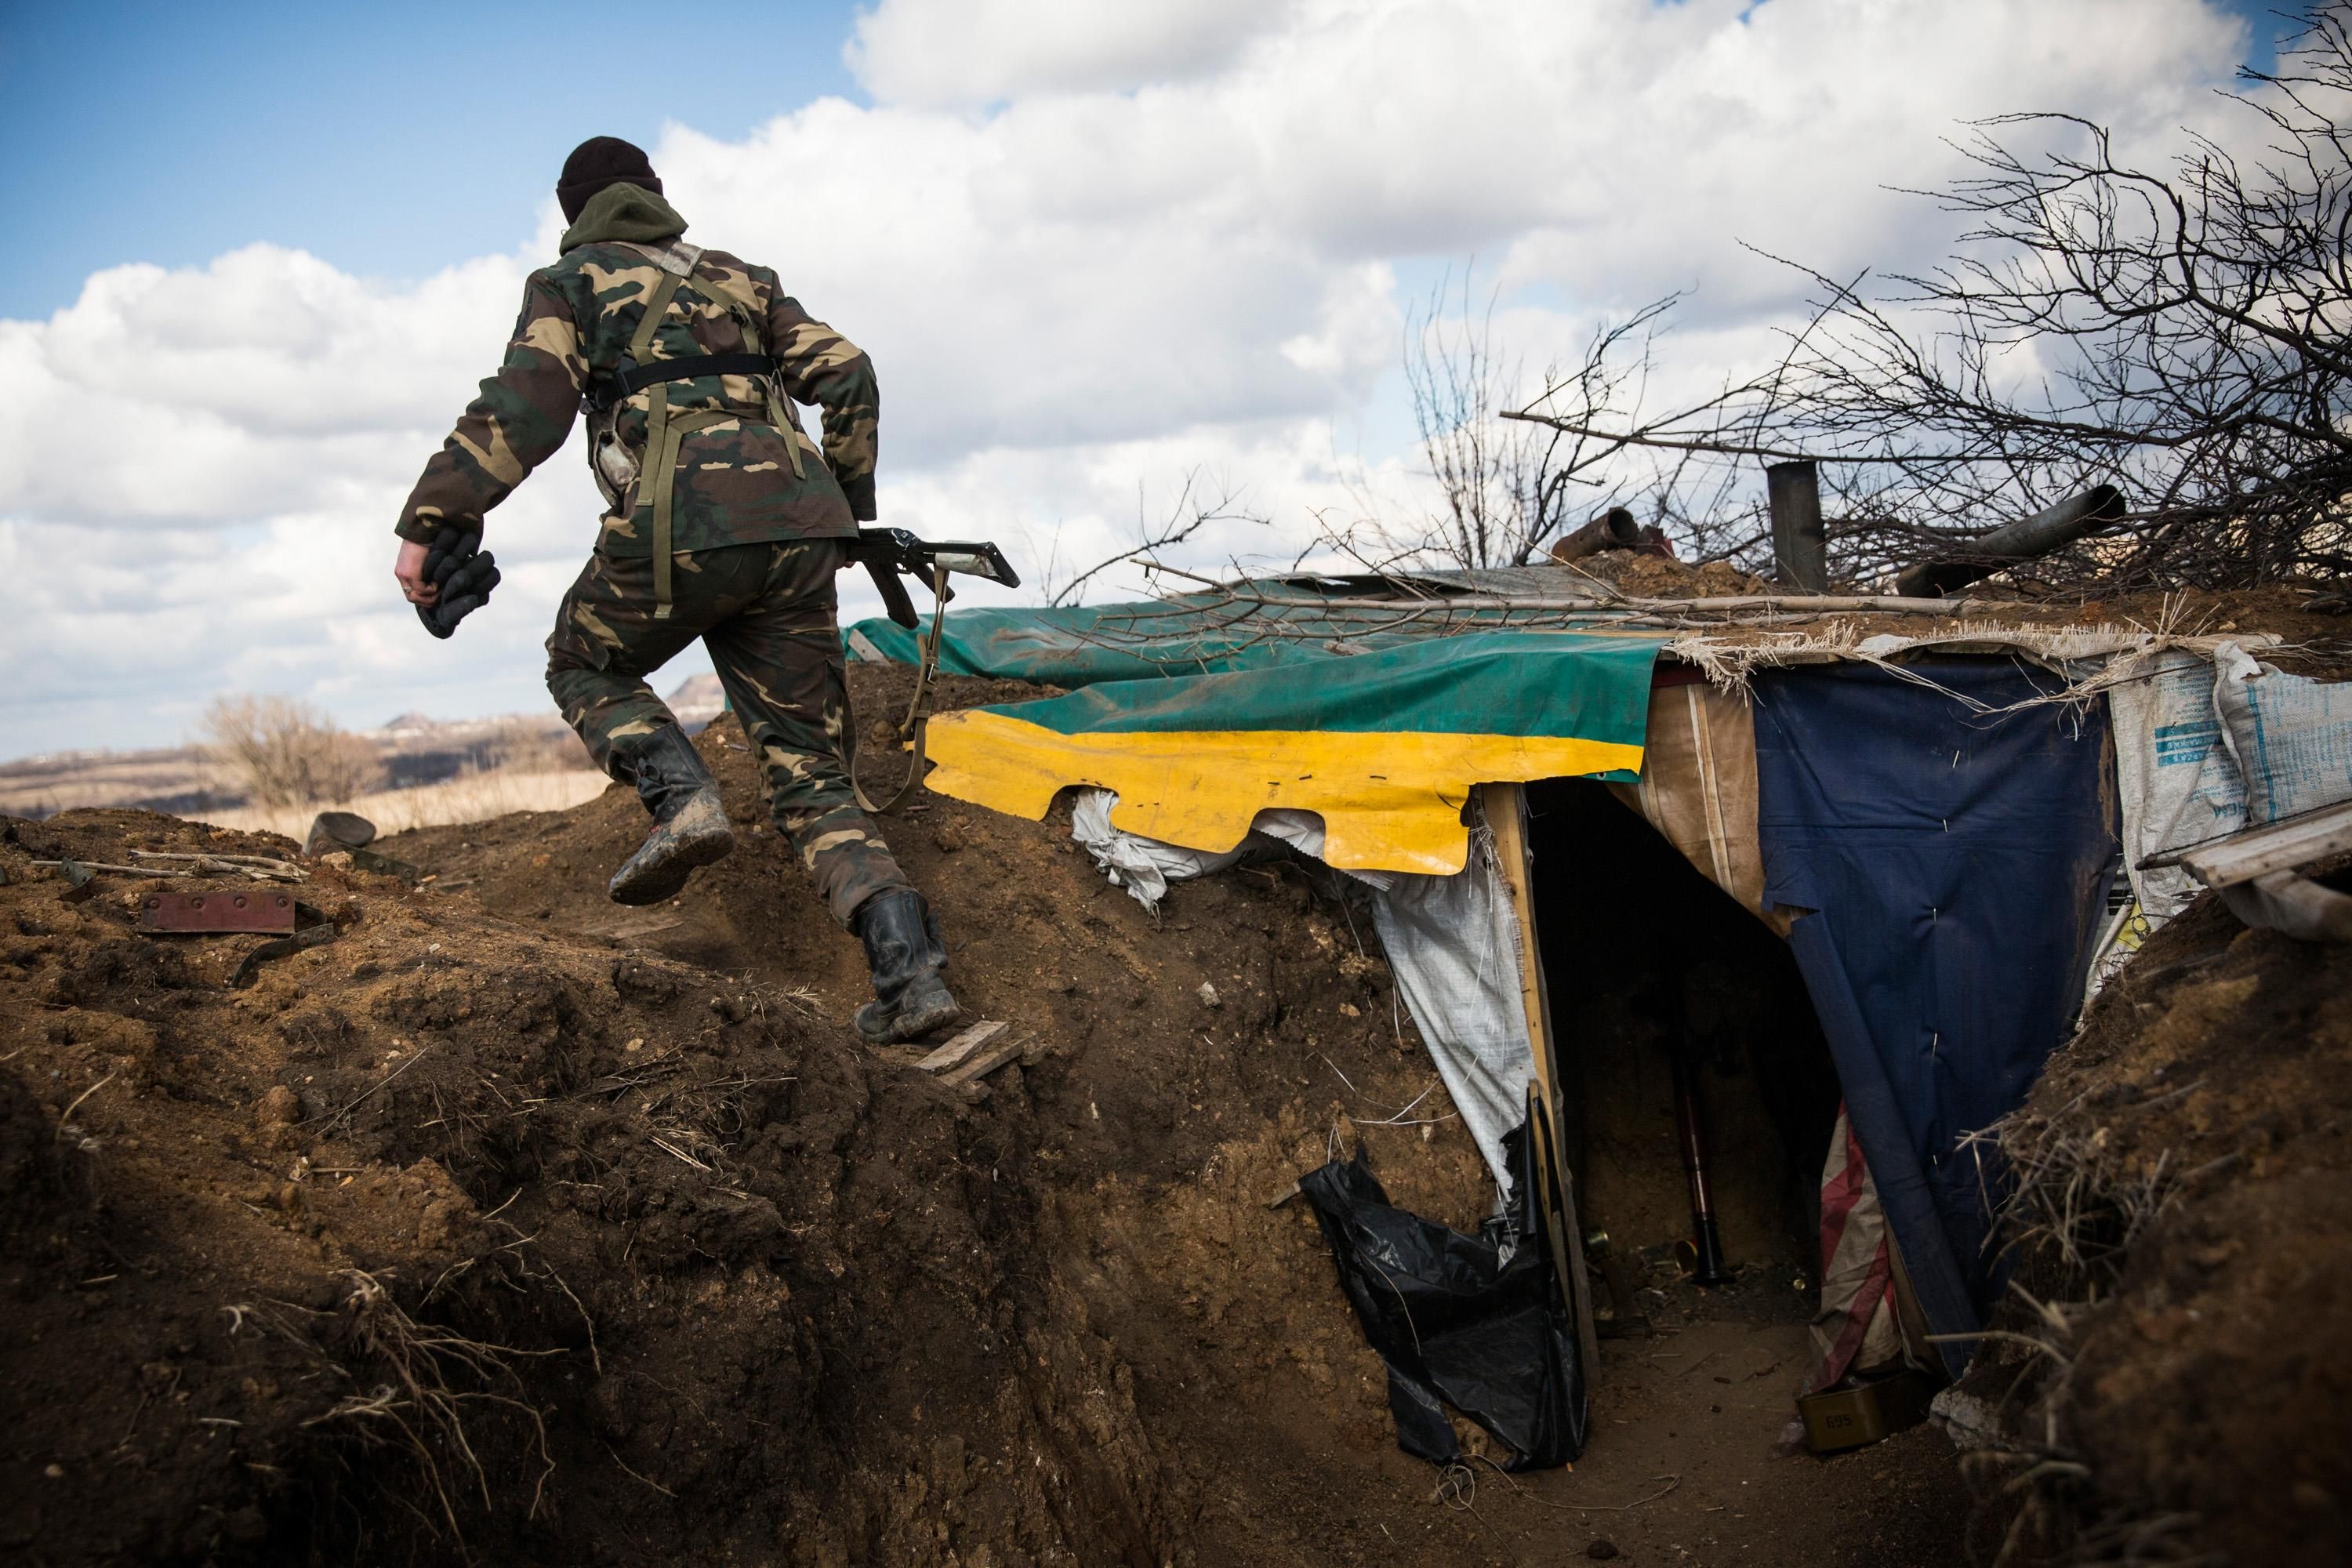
[1065,790,1532,1192]
[1298,1121,1586,1469]
[1069,790,1250,907]
[923,630,1659,877]
[1067,790,1396,908]
[2110,649,2249,922]
[2109,641,2352,927]
[1753,662,2118,1377]
[1363,842,1534,1191]
[844,572,1654,688]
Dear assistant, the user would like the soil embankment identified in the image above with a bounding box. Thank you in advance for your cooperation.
[2,666,1973,1564]
[1965,872,2352,1567]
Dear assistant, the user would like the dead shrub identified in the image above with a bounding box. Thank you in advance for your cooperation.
[201,695,383,808]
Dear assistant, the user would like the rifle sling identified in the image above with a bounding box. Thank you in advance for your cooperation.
[850,560,949,815]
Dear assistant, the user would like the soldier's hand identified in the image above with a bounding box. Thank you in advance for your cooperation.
[413,528,502,640]
[396,539,437,607]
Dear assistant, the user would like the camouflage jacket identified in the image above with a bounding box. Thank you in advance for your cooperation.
[396,183,876,554]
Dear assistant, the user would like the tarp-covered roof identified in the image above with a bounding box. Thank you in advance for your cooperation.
[841,568,1634,688]
[850,590,1664,875]
[840,565,2268,875]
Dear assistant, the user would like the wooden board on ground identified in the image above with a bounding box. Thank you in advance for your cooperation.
[939,1037,1025,1088]
[1483,782,1604,1385]
[915,1019,1011,1074]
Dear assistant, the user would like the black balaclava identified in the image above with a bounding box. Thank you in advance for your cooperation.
[557,137,662,224]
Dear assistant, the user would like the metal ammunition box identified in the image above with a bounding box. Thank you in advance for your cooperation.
[1797,1370,1933,1454]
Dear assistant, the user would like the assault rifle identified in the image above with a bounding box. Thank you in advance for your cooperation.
[844,528,1020,815]
[849,528,1022,628]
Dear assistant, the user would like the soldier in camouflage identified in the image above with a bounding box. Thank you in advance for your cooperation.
[392,136,959,1044]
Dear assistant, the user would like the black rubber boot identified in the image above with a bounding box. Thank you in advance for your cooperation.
[607,724,736,906]
[851,888,962,1044]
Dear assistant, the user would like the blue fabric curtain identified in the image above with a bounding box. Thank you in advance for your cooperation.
[1752,662,2117,1374]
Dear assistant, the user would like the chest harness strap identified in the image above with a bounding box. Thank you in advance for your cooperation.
[604,269,808,619]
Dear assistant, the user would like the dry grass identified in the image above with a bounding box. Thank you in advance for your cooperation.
[200,768,613,840]
[306,1269,556,1537]
[1962,1085,2194,1285]
[1947,1091,2229,1567]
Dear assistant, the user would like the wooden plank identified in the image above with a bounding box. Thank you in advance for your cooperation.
[2180,797,2352,889]
[1525,1082,1589,1352]
[914,1019,1011,1075]
[938,1037,1024,1087]
[1483,782,1603,1385]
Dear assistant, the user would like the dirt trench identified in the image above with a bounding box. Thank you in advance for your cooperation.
[1,666,1975,1566]
[1955,870,2352,1567]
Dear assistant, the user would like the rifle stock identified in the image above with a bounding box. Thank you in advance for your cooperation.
[850,528,1021,630]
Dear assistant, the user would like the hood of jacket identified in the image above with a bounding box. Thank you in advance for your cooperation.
[558,182,688,253]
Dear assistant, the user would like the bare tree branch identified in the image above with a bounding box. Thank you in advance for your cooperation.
[1443,8,2352,592]
[1041,469,1269,608]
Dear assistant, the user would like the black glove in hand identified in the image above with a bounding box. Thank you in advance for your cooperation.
[416,528,502,639]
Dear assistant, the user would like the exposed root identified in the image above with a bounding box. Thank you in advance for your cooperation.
[226,1267,559,1549]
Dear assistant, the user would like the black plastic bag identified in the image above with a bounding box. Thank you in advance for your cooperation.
[1298,1120,1585,1469]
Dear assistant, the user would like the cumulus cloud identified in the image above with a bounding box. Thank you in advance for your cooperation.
[1,0,2253,754]
[845,0,1298,107]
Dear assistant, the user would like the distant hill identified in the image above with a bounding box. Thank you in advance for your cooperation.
[0,676,719,819]
[0,745,232,819]
[669,673,727,729]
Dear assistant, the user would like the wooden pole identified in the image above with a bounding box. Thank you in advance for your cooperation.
[1483,782,1602,1383]
[1766,459,1828,592]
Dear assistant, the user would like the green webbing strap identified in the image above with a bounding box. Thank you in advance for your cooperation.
[772,390,807,480]
[686,268,806,482]
[629,271,682,362]
[625,266,806,616]
[648,407,738,617]
[630,274,685,617]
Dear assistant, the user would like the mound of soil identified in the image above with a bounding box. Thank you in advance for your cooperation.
[1569,551,1769,600]
[1,664,1973,1565]
[1562,551,2352,681]
[1969,877,2352,1566]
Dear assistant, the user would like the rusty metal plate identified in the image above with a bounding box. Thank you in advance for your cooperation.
[136,889,297,934]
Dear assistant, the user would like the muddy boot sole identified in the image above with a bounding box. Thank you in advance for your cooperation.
[854,977,962,1045]
[608,790,736,906]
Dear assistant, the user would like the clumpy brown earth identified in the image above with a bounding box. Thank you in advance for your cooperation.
[2,663,1978,1565]
[1566,550,1772,601]
[1962,873,2352,1567]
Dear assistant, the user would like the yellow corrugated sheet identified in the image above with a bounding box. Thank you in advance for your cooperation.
[924,709,1646,876]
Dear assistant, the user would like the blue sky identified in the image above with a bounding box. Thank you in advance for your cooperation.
[0,0,2300,325]
[0,0,864,321]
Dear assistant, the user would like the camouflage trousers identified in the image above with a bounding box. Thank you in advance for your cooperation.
[545,537,912,926]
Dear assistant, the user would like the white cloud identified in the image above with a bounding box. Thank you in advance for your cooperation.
[1,0,2253,755]
[845,0,1297,107]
